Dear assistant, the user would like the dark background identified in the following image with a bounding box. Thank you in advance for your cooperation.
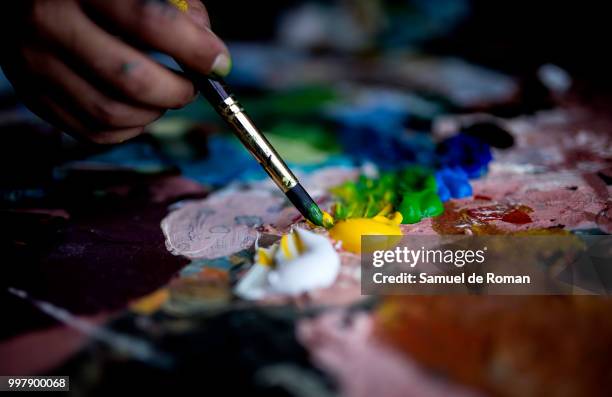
[205,0,610,91]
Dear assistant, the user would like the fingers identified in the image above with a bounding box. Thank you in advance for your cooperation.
[84,0,231,76]
[25,94,145,145]
[21,47,166,130]
[5,52,151,144]
[31,0,196,109]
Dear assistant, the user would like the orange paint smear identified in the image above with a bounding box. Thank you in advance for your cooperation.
[374,296,612,397]
[130,288,169,315]
[433,202,558,235]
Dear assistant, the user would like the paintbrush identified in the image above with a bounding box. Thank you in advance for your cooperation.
[188,72,328,227]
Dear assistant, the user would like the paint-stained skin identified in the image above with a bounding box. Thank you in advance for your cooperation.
[120,61,140,74]
[140,0,180,16]
[168,0,189,12]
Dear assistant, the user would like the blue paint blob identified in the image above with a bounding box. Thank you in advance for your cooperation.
[328,104,436,168]
[342,126,436,168]
[82,136,267,186]
[178,136,266,186]
[435,167,472,202]
[437,133,492,178]
[85,141,171,173]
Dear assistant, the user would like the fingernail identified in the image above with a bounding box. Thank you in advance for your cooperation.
[211,53,232,77]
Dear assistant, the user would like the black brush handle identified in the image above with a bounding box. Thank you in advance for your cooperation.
[188,71,231,106]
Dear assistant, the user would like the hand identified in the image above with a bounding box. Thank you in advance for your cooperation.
[0,0,230,144]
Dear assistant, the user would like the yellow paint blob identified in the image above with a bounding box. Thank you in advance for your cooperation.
[256,248,273,266]
[329,211,403,253]
[169,0,189,12]
[322,211,335,228]
[130,288,169,315]
[280,234,293,259]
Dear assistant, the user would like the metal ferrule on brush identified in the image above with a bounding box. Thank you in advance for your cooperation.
[217,96,298,192]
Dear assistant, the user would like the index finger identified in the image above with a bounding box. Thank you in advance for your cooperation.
[85,0,231,76]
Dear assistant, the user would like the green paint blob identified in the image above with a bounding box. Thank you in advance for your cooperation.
[396,167,444,223]
[161,85,338,123]
[267,123,340,152]
[331,166,443,224]
[265,123,341,164]
[243,86,338,118]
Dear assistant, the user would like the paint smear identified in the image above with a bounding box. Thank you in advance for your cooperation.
[465,204,533,224]
[165,267,231,314]
[160,167,358,260]
[161,190,286,259]
[297,310,480,397]
[432,202,538,235]
[130,288,170,315]
[265,123,342,165]
[8,287,173,368]
[375,296,612,397]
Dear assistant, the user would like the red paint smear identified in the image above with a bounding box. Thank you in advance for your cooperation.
[501,209,533,224]
[474,195,492,201]
[466,205,533,225]
[466,205,508,222]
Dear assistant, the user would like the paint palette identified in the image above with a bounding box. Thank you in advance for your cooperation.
[2,39,612,397]
[46,100,611,395]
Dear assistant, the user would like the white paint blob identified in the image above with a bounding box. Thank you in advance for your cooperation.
[235,228,340,299]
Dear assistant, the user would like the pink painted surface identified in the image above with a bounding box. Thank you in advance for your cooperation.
[0,314,109,375]
[297,311,480,397]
